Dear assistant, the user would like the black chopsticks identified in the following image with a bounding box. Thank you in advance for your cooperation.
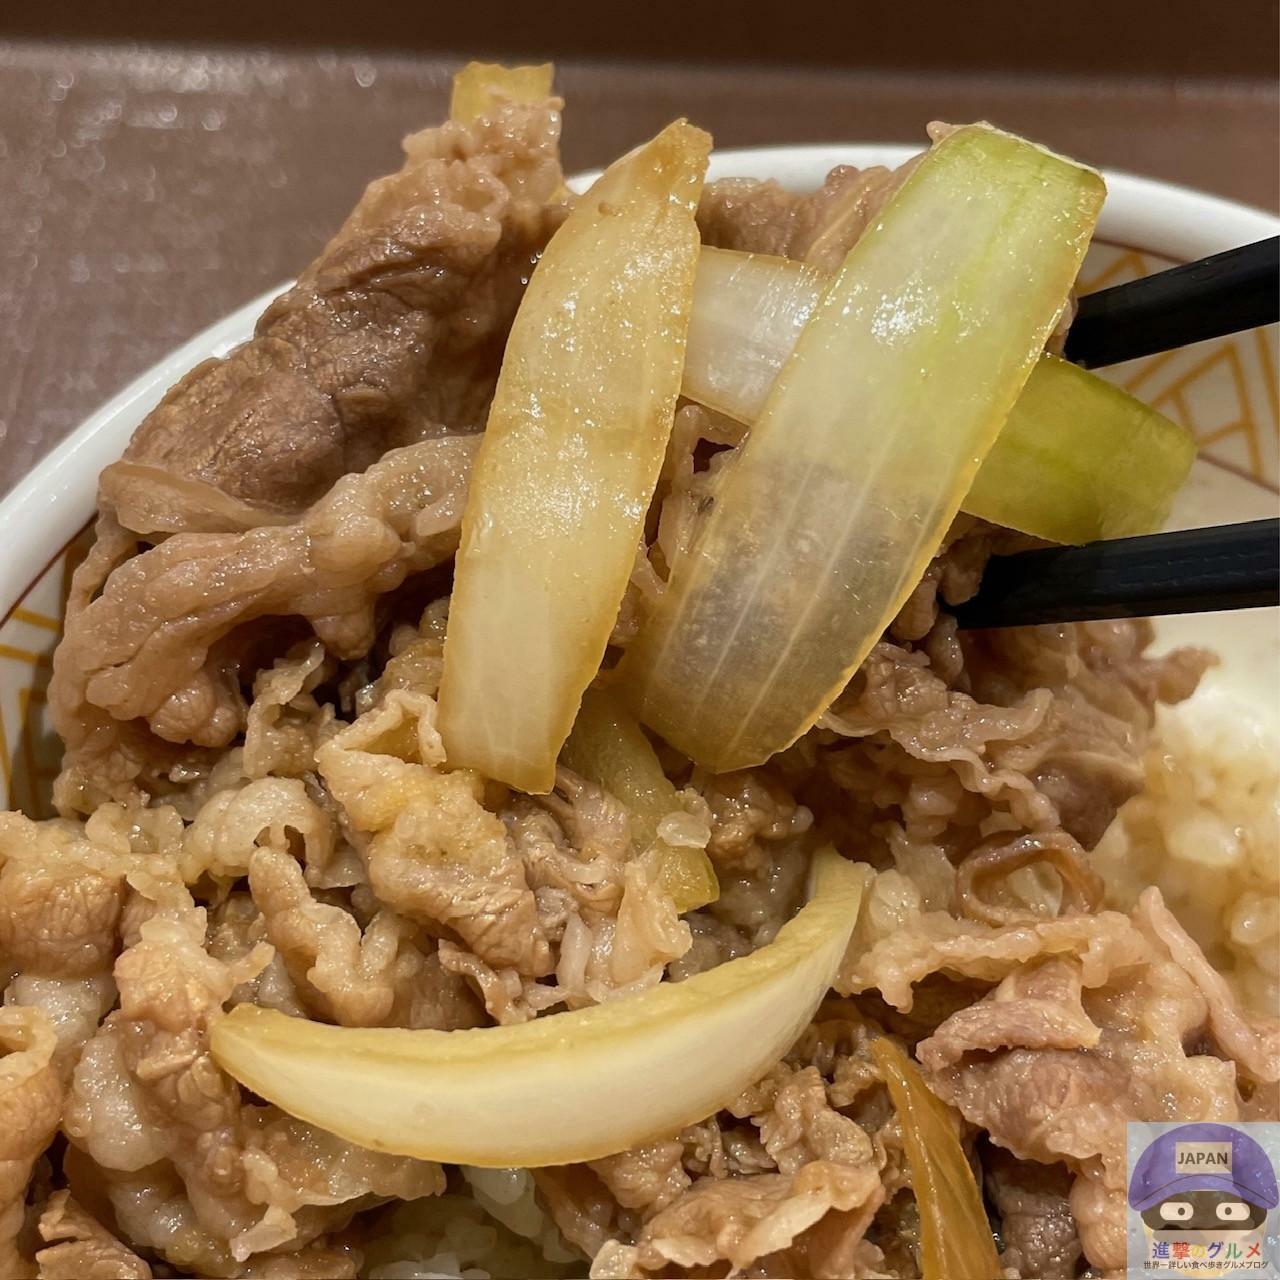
[960,237,1280,628]
[953,519,1279,630]
[1063,236,1279,369]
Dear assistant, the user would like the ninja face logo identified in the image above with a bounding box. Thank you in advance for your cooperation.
[1129,1123,1279,1274]
[1140,1189,1269,1233]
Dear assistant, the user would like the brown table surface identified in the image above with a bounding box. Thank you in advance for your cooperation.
[1,39,1276,498]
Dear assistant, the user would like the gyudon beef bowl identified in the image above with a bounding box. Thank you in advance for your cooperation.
[0,61,1276,1280]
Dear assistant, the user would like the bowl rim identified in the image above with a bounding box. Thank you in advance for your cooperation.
[3,142,1278,622]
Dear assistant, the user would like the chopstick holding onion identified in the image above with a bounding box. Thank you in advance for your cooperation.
[438,120,710,793]
[684,247,1194,544]
[622,125,1104,772]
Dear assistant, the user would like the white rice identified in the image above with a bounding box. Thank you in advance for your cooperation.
[1094,698,1280,1016]
[363,1184,583,1280]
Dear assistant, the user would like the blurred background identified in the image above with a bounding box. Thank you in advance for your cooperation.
[1,0,1277,494]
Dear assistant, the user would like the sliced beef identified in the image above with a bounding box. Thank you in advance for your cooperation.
[984,1148,1081,1280]
[114,98,565,516]
[50,94,566,810]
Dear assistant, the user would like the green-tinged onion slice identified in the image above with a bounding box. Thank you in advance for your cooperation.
[623,125,1104,771]
[683,247,1194,544]
[962,351,1195,540]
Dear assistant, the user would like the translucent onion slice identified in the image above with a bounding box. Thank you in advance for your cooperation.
[962,351,1195,540]
[869,1038,1001,1280]
[561,686,719,911]
[438,121,710,793]
[684,247,1194,544]
[211,847,866,1167]
[622,126,1103,771]
[683,248,825,428]
[449,61,555,123]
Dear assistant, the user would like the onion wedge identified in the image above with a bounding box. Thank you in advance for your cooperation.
[438,121,710,793]
[961,351,1195,540]
[449,61,555,123]
[211,847,866,1167]
[622,126,1103,771]
[870,1038,1001,1280]
[561,686,719,911]
[683,248,826,431]
[684,247,1194,544]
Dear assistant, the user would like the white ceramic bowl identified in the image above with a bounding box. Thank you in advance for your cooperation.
[1,145,1277,813]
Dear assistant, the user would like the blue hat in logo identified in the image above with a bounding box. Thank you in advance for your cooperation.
[1129,1123,1279,1212]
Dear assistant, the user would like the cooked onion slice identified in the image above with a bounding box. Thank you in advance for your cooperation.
[870,1038,1001,1280]
[685,247,1194,544]
[962,351,1195,540]
[622,126,1103,771]
[683,248,825,429]
[561,686,719,911]
[438,121,710,793]
[449,61,555,123]
[211,848,866,1167]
